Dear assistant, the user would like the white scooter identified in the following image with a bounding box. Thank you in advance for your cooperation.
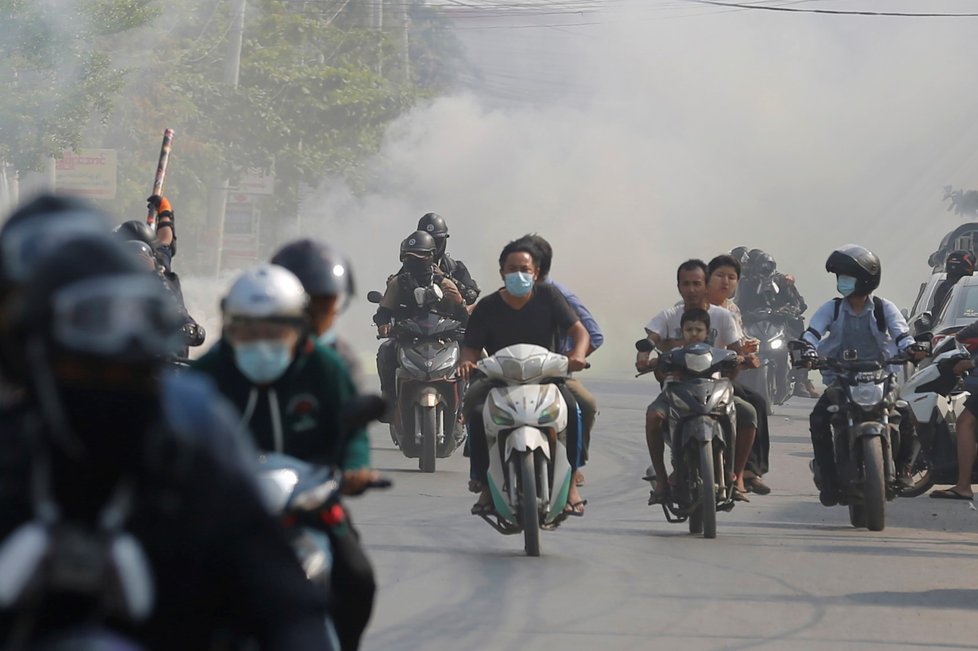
[898,336,976,496]
[476,344,577,557]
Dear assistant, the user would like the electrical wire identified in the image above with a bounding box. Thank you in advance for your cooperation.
[686,0,978,17]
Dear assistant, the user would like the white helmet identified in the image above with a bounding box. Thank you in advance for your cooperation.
[222,264,309,324]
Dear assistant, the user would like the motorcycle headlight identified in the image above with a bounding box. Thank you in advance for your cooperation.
[850,383,884,408]
[538,400,560,426]
[488,399,515,426]
[769,338,784,350]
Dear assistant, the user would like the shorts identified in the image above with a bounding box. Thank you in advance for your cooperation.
[647,391,757,430]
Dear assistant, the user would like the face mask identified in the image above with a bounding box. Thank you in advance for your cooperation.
[234,340,293,385]
[504,271,535,297]
[317,328,338,347]
[837,274,857,297]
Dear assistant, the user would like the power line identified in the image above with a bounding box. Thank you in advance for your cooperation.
[687,1,978,17]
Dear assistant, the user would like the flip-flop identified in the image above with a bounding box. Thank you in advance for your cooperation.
[732,488,751,502]
[563,499,587,516]
[471,501,494,515]
[930,488,974,501]
[747,476,771,495]
[648,490,668,505]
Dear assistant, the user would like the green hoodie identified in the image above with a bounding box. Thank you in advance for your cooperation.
[192,337,369,470]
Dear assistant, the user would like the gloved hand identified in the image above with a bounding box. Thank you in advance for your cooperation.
[147,195,174,219]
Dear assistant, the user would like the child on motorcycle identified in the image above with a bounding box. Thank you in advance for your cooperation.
[644,308,756,504]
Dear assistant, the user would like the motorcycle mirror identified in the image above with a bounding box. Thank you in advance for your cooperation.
[366,291,383,304]
[635,338,655,353]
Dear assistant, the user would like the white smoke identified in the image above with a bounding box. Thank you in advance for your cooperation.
[288,0,978,375]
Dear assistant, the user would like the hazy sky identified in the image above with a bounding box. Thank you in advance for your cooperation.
[292,1,978,372]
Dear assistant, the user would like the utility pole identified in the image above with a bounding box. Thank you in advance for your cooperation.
[209,0,246,276]
[398,0,409,83]
[375,0,384,77]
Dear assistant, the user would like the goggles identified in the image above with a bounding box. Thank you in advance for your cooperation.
[50,274,185,358]
[0,215,105,283]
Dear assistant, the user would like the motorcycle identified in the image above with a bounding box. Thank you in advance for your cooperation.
[367,287,465,473]
[790,342,919,531]
[636,340,739,539]
[256,395,390,649]
[898,334,978,497]
[475,344,579,557]
[738,307,796,410]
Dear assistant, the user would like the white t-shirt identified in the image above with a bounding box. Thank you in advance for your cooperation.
[645,304,741,349]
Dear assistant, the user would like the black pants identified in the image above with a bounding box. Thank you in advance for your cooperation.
[376,340,397,398]
[809,384,914,488]
[464,378,582,483]
[328,523,376,651]
[735,382,770,476]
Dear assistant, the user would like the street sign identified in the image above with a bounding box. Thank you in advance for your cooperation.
[55,149,117,199]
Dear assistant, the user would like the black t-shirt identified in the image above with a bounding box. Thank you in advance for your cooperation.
[464,284,580,355]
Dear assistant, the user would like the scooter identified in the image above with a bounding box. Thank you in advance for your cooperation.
[475,344,578,557]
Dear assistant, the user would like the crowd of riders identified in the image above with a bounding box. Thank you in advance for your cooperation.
[0,188,976,648]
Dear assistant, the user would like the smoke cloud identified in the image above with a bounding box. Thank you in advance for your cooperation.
[263,1,978,374]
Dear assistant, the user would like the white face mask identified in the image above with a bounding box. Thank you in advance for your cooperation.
[233,340,293,384]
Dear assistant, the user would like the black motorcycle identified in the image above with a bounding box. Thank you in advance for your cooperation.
[791,343,916,531]
[637,340,739,539]
[739,307,797,410]
[368,287,465,473]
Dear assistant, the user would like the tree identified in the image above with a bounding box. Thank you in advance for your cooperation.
[0,0,158,173]
[944,185,978,218]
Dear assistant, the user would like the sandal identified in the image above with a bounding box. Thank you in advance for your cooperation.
[471,500,494,515]
[747,476,771,495]
[930,488,974,501]
[563,499,587,516]
[732,488,751,502]
[648,489,668,505]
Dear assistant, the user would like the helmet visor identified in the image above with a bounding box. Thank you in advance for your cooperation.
[51,275,185,357]
[1,215,105,283]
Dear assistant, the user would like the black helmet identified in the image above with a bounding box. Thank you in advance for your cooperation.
[400,231,436,260]
[113,220,160,252]
[748,250,776,277]
[945,250,976,277]
[12,234,185,371]
[0,194,110,300]
[417,212,449,239]
[730,246,750,266]
[825,244,881,295]
[271,239,355,306]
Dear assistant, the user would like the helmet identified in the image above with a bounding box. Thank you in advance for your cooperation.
[418,212,448,238]
[222,264,308,325]
[945,250,976,277]
[748,250,776,277]
[11,234,185,369]
[399,231,436,261]
[0,194,111,299]
[729,246,750,267]
[113,220,160,251]
[122,240,158,271]
[270,239,355,305]
[825,244,881,295]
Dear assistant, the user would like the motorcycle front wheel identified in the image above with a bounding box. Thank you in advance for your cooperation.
[861,436,887,531]
[519,451,541,557]
[689,441,717,539]
[419,406,437,473]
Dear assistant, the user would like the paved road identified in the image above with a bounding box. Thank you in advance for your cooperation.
[355,379,978,651]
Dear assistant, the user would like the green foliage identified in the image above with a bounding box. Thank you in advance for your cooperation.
[0,0,159,171]
[944,185,978,218]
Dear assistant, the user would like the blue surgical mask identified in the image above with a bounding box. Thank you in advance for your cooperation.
[234,340,293,385]
[317,328,338,347]
[837,274,857,297]
[504,271,535,297]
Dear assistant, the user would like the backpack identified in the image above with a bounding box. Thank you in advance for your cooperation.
[832,296,886,333]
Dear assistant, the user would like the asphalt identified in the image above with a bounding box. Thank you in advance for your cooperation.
[354,379,978,651]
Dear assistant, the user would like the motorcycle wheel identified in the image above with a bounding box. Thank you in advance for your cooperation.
[698,442,718,539]
[419,407,437,473]
[899,463,934,498]
[519,451,541,557]
[861,436,887,531]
